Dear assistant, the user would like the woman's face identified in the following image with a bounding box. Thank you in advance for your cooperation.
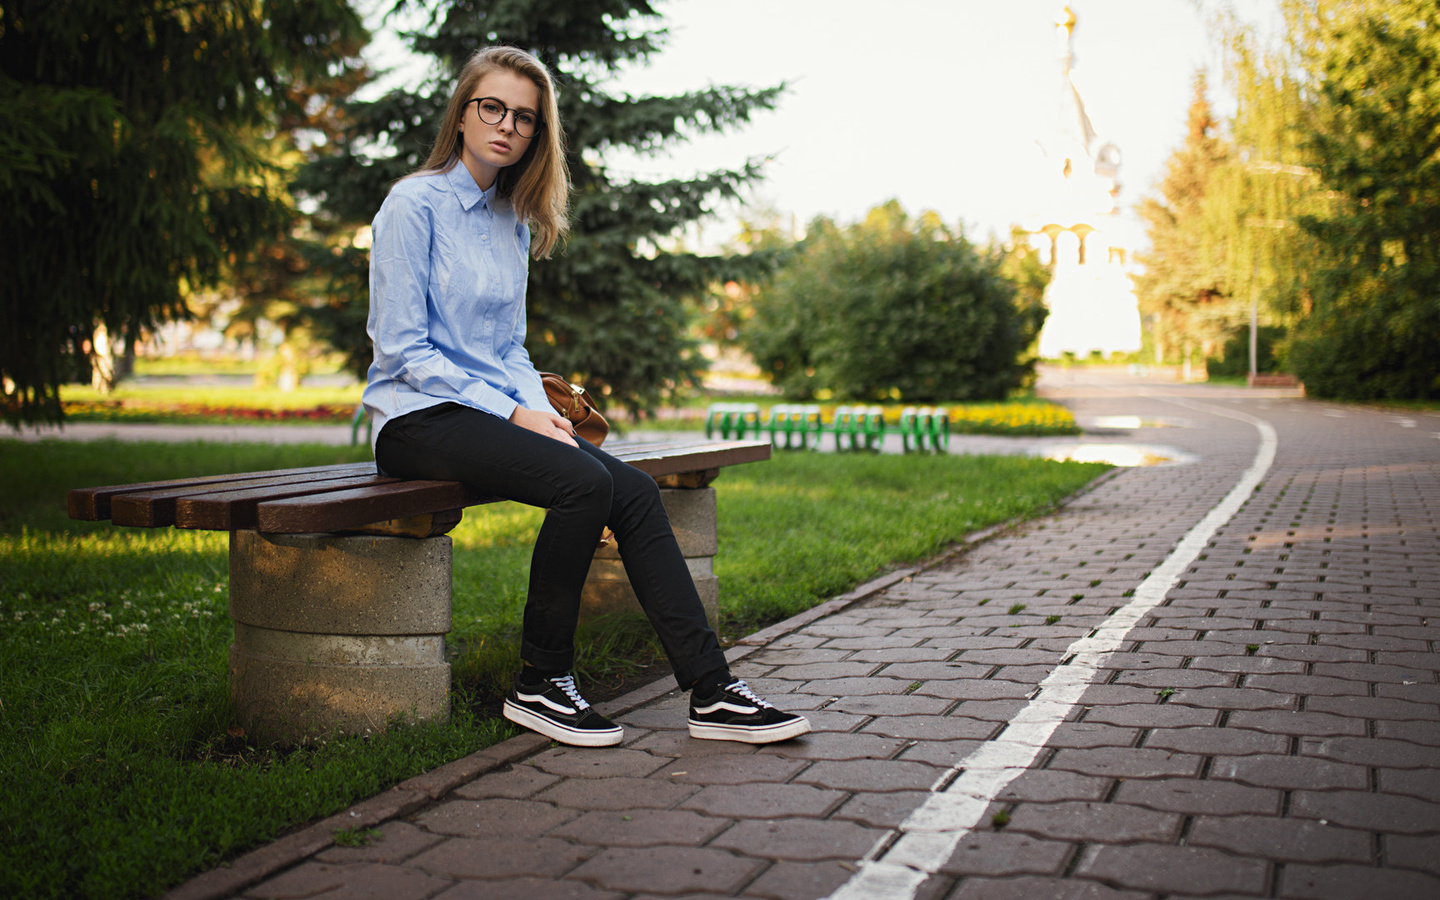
[458,68,541,190]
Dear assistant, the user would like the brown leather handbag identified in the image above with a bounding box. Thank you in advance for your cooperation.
[540,372,609,446]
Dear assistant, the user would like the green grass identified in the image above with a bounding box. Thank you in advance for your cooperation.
[0,438,1108,899]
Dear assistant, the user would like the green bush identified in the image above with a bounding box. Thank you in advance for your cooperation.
[1206,324,1286,377]
[744,202,1048,403]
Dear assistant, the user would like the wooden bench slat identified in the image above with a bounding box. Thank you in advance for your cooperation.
[255,480,476,534]
[175,474,402,531]
[110,465,378,528]
[609,439,771,478]
[70,439,771,534]
[68,463,370,521]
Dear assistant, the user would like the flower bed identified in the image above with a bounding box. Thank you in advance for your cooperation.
[62,399,355,425]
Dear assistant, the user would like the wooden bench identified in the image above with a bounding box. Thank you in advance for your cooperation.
[68,438,771,742]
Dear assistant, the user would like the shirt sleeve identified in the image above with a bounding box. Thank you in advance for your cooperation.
[502,219,552,412]
[367,189,522,420]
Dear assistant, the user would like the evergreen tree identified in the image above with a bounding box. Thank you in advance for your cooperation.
[1132,73,1233,366]
[297,0,783,415]
[1286,0,1440,399]
[0,0,367,426]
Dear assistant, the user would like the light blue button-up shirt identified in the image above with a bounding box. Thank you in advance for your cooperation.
[362,164,550,454]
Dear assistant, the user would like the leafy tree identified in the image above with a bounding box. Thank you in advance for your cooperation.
[297,0,783,415]
[744,201,1048,403]
[1132,73,1234,366]
[1284,0,1440,399]
[0,0,367,426]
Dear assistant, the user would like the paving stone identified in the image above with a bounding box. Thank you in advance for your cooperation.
[566,846,764,895]
[793,676,931,696]
[1374,720,1440,745]
[1046,747,1203,780]
[747,647,855,666]
[995,770,1113,804]
[406,836,593,879]
[1003,801,1183,843]
[1226,709,1369,737]
[794,758,942,793]
[863,716,1001,742]
[804,709,874,732]
[1142,726,1289,757]
[1299,736,1434,768]
[1186,655,1309,675]
[1279,863,1440,900]
[709,817,885,861]
[1384,834,1440,874]
[767,661,886,681]
[913,679,1037,701]
[848,646,976,663]
[1112,668,1237,688]
[1074,843,1269,896]
[1311,662,1435,683]
[1377,767,1440,803]
[942,874,1155,900]
[1242,674,1370,696]
[831,790,931,828]
[679,782,847,819]
[431,878,621,900]
[934,832,1075,878]
[1291,790,1440,834]
[655,752,809,786]
[1079,702,1220,729]
[451,764,560,800]
[1165,686,1298,710]
[243,862,454,900]
[413,798,576,839]
[1043,723,1142,750]
[626,729,759,758]
[1113,776,1281,815]
[879,661,1006,681]
[758,731,907,761]
[744,860,856,900]
[948,699,1032,722]
[830,694,956,717]
[1186,815,1372,864]
[1303,695,1439,721]
[548,809,731,848]
[898,739,989,768]
[316,821,444,865]
[1209,754,1370,791]
[533,775,699,811]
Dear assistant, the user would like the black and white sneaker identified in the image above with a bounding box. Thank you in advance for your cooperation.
[688,679,811,743]
[503,672,624,747]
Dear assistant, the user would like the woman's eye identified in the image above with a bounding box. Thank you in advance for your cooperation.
[517,113,536,127]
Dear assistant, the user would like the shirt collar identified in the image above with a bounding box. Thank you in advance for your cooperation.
[445,162,499,214]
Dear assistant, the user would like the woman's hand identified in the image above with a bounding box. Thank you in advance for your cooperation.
[510,405,579,447]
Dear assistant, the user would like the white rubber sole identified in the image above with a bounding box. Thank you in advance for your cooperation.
[688,716,812,744]
[503,700,623,747]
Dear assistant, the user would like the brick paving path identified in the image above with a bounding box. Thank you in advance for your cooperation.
[168,372,1440,900]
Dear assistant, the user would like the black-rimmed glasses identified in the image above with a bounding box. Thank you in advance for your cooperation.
[467,97,541,138]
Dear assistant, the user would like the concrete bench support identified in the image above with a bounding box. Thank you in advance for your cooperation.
[228,530,453,743]
[581,487,719,630]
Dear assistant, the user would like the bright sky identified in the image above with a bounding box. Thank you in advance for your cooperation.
[367,1,1279,247]
[602,0,1253,246]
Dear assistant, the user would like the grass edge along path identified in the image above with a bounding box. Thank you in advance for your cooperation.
[0,439,1109,900]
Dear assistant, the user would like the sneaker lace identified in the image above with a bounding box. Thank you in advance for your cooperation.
[548,674,591,710]
[726,679,774,709]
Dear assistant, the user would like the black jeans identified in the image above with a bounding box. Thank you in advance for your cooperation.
[375,402,728,691]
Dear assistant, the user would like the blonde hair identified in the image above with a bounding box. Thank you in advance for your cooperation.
[415,46,570,258]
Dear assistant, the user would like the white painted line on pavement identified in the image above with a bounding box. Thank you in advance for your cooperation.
[825,403,1278,900]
